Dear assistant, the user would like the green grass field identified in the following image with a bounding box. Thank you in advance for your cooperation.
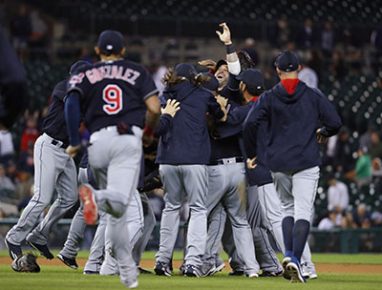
[1,251,381,290]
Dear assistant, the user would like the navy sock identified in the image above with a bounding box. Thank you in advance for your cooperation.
[282,216,294,256]
[292,219,310,262]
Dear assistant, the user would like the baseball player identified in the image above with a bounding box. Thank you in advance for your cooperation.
[203,23,282,277]
[0,26,27,129]
[202,23,260,278]
[5,61,88,268]
[244,51,342,283]
[58,155,156,274]
[64,30,160,288]
[154,63,226,277]
[215,33,318,279]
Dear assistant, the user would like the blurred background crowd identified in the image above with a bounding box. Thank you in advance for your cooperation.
[0,0,381,252]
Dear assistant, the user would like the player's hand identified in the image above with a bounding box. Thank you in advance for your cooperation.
[162,99,180,117]
[198,59,217,71]
[216,22,232,45]
[66,144,81,158]
[316,128,328,144]
[215,94,228,108]
[246,157,257,169]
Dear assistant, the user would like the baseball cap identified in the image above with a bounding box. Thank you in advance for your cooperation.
[69,60,91,75]
[274,51,300,72]
[97,30,125,55]
[174,63,197,79]
[237,68,264,90]
[215,59,228,71]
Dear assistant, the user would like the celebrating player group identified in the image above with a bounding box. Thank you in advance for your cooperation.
[4,22,342,288]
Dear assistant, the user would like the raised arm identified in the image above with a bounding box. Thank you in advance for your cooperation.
[216,22,241,76]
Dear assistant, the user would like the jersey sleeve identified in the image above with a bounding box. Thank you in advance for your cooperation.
[66,69,90,101]
[137,68,159,100]
[314,88,342,137]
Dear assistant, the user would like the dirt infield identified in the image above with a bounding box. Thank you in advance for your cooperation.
[1,257,381,274]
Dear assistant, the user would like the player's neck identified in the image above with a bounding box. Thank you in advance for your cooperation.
[99,55,123,62]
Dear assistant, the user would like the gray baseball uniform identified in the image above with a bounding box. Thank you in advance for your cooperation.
[60,169,155,271]
[222,185,282,274]
[156,164,208,268]
[6,133,78,250]
[204,162,259,276]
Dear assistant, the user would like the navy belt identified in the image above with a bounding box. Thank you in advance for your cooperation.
[209,157,244,166]
[51,139,68,149]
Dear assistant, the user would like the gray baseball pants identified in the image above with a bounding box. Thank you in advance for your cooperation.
[6,133,78,246]
[204,163,259,275]
[272,166,319,267]
[223,185,282,273]
[87,126,142,285]
[156,164,208,268]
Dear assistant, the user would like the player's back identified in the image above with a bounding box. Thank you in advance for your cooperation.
[69,59,157,133]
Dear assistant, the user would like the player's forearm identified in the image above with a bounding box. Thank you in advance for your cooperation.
[226,44,241,76]
[64,92,81,146]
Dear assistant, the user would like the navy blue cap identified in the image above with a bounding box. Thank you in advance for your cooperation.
[97,30,125,55]
[274,51,300,72]
[203,74,219,91]
[69,60,91,75]
[174,63,197,79]
[237,68,264,90]
[215,59,228,71]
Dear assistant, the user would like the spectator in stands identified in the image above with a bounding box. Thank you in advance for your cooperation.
[369,131,382,160]
[340,211,357,229]
[268,16,291,48]
[355,147,372,188]
[17,184,33,213]
[370,23,382,74]
[296,18,317,49]
[333,127,356,179]
[320,21,335,57]
[318,210,337,230]
[298,56,319,89]
[18,143,34,174]
[359,124,377,152]
[330,50,347,81]
[0,127,15,164]
[0,164,16,194]
[10,3,32,59]
[353,203,372,228]
[29,9,49,58]
[371,211,382,227]
[327,176,349,214]
[20,116,39,152]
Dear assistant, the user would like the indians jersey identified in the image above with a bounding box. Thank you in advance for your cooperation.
[67,59,158,133]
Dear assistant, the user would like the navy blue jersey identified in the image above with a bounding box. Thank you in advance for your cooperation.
[67,59,158,133]
[156,81,224,165]
[43,79,69,144]
[244,81,342,172]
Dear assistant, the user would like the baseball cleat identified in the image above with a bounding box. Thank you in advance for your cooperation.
[83,270,99,275]
[246,272,259,278]
[79,184,98,225]
[5,238,22,260]
[26,240,54,260]
[154,261,172,276]
[282,256,292,280]
[228,270,245,276]
[301,262,318,279]
[57,254,78,270]
[125,280,138,289]
[184,264,202,277]
[138,266,153,274]
[259,270,284,277]
[204,262,225,276]
[286,259,306,283]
